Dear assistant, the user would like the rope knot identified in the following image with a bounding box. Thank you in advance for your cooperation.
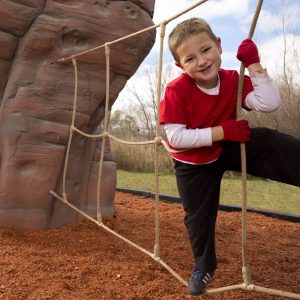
[154,136,163,145]
[102,131,109,138]
[105,43,110,56]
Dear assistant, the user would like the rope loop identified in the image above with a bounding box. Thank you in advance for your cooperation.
[160,21,167,38]
[50,1,300,298]
[154,136,163,145]
[102,131,109,138]
[105,43,111,56]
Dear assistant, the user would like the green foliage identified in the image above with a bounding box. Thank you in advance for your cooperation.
[110,109,139,137]
[117,170,300,216]
[109,56,300,217]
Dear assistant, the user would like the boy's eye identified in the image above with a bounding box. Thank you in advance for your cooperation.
[203,47,211,53]
[185,57,194,62]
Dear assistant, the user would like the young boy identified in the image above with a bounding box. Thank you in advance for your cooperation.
[160,18,300,296]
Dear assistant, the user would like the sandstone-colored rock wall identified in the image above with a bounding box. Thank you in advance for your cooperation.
[0,0,156,228]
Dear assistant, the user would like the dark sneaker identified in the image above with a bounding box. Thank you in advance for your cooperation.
[187,266,215,296]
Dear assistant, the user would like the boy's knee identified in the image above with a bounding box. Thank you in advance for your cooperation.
[251,127,276,141]
[249,127,278,151]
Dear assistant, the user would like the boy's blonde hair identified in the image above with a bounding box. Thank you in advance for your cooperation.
[168,18,218,62]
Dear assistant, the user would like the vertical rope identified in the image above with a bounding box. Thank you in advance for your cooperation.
[236,0,264,287]
[49,2,300,299]
[62,57,78,202]
[95,43,111,224]
[153,21,167,259]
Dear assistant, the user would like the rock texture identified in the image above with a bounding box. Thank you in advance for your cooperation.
[0,0,156,229]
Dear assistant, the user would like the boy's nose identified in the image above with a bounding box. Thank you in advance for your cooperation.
[197,56,206,67]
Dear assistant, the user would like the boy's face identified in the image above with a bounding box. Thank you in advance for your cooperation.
[175,32,222,89]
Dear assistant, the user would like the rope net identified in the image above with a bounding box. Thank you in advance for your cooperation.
[49,0,300,298]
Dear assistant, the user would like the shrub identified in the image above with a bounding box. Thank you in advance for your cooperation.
[111,139,174,174]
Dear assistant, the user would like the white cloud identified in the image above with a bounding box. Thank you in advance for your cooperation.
[256,10,284,34]
[113,0,300,112]
[153,0,251,24]
[150,0,254,63]
[252,0,300,37]
[221,50,239,69]
[113,62,180,111]
[260,33,300,85]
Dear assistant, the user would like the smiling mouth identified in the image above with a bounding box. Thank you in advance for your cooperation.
[199,65,211,73]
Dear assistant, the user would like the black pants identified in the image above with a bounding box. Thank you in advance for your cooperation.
[174,128,300,273]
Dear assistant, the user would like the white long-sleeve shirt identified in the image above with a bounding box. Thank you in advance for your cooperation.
[164,71,281,149]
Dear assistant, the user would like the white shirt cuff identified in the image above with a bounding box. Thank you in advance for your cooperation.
[164,124,212,148]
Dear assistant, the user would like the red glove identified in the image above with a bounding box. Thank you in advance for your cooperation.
[220,119,251,142]
[236,39,260,67]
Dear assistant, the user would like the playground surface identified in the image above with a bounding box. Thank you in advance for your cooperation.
[0,192,299,299]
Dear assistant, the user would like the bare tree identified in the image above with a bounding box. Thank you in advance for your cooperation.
[244,0,300,138]
[123,62,177,139]
[109,109,140,139]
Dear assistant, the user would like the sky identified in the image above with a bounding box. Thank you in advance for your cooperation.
[113,0,300,110]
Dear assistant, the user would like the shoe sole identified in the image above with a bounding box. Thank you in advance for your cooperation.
[188,274,215,296]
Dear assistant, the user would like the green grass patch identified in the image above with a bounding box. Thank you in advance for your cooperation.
[117,169,300,216]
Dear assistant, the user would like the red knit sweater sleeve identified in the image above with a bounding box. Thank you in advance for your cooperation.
[159,75,190,125]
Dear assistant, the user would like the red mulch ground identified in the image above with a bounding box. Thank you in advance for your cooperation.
[0,192,299,299]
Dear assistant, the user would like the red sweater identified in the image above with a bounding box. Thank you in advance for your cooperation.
[160,69,253,164]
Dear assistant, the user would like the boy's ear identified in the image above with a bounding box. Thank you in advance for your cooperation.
[175,61,183,69]
[217,37,222,54]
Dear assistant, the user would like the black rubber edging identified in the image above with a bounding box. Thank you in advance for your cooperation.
[116,187,300,223]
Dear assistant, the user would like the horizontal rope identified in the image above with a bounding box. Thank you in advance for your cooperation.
[71,125,189,153]
[50,0,300,298]
[57,0,209,62]
[49,190,300,298]
[49,189,188,287]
